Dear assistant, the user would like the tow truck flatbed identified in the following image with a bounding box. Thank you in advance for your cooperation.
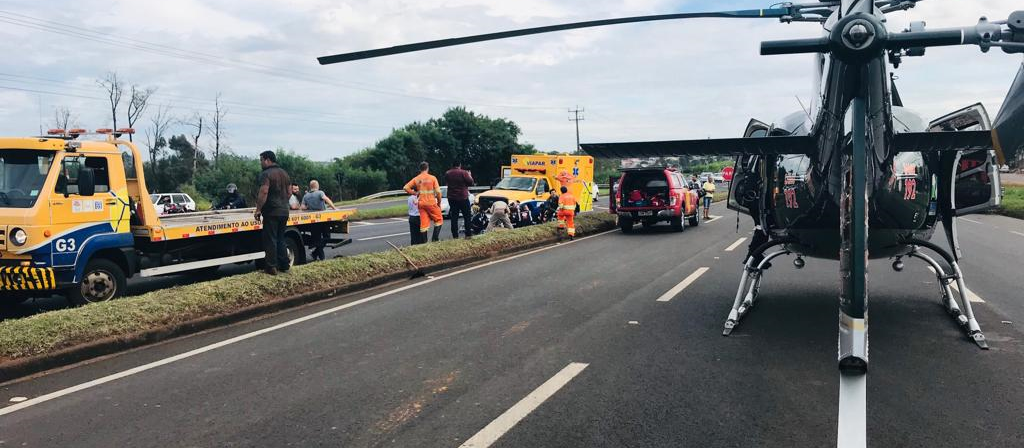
[134,208,356,242]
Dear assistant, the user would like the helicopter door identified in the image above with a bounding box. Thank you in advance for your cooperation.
[728,119,771,214]
[928,104,1002,215]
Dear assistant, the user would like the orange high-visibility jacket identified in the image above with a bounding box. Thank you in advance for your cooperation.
[404,172,441,206]
[558,192,576,211]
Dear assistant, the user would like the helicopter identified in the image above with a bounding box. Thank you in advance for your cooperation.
[317,1,1024,446]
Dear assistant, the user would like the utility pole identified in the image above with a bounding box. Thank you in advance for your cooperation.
[568,106,584,152]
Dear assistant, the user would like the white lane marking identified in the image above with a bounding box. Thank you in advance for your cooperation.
[925,267,984,302]
[8,397,27,403]
[1011,231,1024,238]
[390,217,408,222]
[357,232,409,241]
[0,230,616,417]
[704,215,722,223]
[950,282,985,303]
[724,237,747,252]
[348,221,377,226]
[960,218,983,224]
[656,267,710,302]
[837,373,867,448]
[459,363,589,448]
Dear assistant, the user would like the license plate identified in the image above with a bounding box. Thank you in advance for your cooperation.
[636,211,653,217]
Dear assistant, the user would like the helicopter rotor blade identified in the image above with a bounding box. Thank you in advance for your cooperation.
[318,8,792,65]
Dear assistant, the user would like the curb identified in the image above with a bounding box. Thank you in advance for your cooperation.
[0,222,613,383]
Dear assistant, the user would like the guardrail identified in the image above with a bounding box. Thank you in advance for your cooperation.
[359,186,494,201]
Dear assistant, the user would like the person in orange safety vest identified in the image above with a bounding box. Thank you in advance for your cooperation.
[556,185,577,240]
[403,161,444,242]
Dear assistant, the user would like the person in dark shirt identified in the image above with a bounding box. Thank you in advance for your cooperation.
[444,161,475,239]
[215,183,247,210]
[255,150,292,275]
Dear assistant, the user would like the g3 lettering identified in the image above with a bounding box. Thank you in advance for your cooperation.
[55,238,77,252]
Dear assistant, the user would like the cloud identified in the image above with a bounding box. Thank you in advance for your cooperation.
[0,0,1021,160]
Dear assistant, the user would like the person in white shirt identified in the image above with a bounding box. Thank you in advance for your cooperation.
[407,193,423,245]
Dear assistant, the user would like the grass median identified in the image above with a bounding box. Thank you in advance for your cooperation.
[0,213,616,365]
[996,185,1024,220]
[346,204,408,221]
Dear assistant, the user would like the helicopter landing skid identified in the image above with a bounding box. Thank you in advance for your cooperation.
[899,244,989,350]
[723,247,792,336]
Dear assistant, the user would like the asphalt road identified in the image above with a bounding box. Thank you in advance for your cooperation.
[1,209,1022,447]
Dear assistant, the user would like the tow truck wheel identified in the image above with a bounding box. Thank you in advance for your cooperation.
[68,259,126,305]
[285,236,304,266]
[670,216,684,232]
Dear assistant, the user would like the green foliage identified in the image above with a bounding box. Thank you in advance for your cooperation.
[997,186,1024,219]
[345,107,536,189]
[179,184,212,211]
[142,108,536,201]
[687,160,734,174]
[348,204,408,221]
[0,213,616,361]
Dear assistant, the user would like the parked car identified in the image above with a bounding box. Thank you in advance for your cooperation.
[614,167,700,233]
[151,193,197,216]
[440,186,475,218]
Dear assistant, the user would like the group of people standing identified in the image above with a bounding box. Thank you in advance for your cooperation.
[252,150,338,275]
[404,161,475,245]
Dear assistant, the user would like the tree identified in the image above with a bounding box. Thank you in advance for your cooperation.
[51,106,77,130]
[182,113,204,176]
[144,104,173,164]
[210,93,228,165]
[97,71,124,129]
[341,107,535,189]
[126,84,157,142]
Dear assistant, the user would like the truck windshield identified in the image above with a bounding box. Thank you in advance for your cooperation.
[493,177,536,191]
[0,149,54,208]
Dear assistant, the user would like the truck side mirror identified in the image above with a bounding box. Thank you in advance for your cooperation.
[56,173,69,197]
[77,167,96,197]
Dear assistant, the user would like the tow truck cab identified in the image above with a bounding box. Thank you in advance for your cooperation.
[476,154,596,215]
[614,167,699,233]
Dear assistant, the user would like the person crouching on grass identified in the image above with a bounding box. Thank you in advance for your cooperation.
[403,161,444,242]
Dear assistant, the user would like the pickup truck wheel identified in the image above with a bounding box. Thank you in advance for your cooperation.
[619,217,634,234]
[68,259,126,305]
[670,216,684,232]
[688,213,700,227]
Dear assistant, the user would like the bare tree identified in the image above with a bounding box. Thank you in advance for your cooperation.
[210,93,228,165]
[144,104,173,164]
[51,106,78,131]
[126,84,157,142]
[97,71,124,130]
[183,112,204,176]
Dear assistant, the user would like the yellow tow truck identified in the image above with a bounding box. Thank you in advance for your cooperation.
[0,129,354,304]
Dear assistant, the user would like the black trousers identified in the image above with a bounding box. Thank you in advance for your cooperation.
[409,215,423,245]
[449,198,472,238]
[310,223,329,260]
[262,215,290,270]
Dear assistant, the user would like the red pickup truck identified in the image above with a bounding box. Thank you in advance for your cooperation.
[611,167,700,233]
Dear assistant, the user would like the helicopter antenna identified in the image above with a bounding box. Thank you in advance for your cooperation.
[795,95,814,122]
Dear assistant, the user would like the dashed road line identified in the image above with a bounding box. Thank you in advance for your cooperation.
[704,215,723,223]
[656,267,710,302]
[459,363,589,448]
[926,267,985,303]
[960,218,983,224]
[1011,231,1024,238]
[390,217,408,222]
[0,230,615,417]
[837,373,867,448]
[724,237,747,252]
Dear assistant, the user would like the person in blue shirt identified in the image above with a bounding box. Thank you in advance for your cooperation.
[407,192,423,245]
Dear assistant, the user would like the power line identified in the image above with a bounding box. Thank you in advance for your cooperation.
[568,106,584,151]
[0,85,393,129]
[0,11,566,111]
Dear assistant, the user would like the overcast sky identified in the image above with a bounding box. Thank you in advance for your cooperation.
[1,0,1021,161]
